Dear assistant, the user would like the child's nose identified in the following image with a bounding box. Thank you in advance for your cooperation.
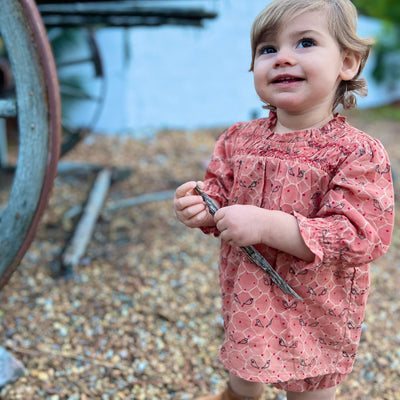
[274,48,296,67]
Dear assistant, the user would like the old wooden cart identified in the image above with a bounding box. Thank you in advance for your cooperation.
[0,0,217,289]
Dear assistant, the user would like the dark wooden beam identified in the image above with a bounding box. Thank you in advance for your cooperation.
[37,2,218,27]
[40,15,206,27]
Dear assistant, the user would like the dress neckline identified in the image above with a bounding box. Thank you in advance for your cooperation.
[263,111,348,141]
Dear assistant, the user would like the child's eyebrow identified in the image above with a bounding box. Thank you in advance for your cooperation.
[290,29,320,38]
[258,28,321,45]
[292,29,331,43]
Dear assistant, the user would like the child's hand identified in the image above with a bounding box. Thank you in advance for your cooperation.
[174,181,215,228]
[214,205,315,262]
[214,205,265,247]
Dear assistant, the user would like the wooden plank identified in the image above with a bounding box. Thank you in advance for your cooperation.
[104,189,175,212]
[37,1,218,27]
[61,168,112,271]
[38,5,217,18]
[40,15,204,27]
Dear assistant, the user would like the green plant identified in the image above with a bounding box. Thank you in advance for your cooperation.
[352,0,400,85]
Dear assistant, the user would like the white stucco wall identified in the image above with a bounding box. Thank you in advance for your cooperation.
[91,1,399,135]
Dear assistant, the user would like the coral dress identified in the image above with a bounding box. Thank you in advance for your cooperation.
[202,112,394,386]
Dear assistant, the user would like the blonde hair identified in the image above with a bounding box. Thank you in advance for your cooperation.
[249,0,374,110]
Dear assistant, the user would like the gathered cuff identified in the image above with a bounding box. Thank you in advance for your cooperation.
[294,211,325,270]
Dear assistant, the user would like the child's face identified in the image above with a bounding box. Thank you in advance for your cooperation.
[253,10,349,118]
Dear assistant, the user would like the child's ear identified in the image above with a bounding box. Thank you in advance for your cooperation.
[339,50,362,81]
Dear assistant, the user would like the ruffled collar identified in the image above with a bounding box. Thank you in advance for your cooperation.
[263,111,348,141]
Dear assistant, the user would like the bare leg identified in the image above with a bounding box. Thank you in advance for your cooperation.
[229,373,264,398]
[287,386,336,400]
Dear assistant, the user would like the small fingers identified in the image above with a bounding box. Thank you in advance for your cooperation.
[174,192,203,212]
[180,202,207,220]
[175,181,197,199]
[185,208,210,228]
[214,209,228,232]
[174,180,214,228]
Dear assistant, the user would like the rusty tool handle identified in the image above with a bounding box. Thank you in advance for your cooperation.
[194,184,303,301]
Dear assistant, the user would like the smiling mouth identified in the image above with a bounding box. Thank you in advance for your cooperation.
[272,76,304,84]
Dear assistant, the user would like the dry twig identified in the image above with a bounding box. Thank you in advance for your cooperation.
[194,184,303,300]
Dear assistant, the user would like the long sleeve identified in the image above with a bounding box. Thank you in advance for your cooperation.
[295,137,394,269]
[203,123,239,207]
[199,124,240,236]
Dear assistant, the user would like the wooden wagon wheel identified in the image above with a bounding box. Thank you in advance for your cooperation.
[0,0,61,289]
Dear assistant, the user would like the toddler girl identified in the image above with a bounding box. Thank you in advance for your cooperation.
[174,0,394,399]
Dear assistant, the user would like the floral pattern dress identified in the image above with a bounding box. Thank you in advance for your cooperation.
[202,112,394,388]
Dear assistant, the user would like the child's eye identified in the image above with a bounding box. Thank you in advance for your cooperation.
[259,45,276,55]
[298,38,315,48]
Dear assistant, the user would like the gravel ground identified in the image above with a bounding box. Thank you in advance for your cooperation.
[0,110,399,399]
